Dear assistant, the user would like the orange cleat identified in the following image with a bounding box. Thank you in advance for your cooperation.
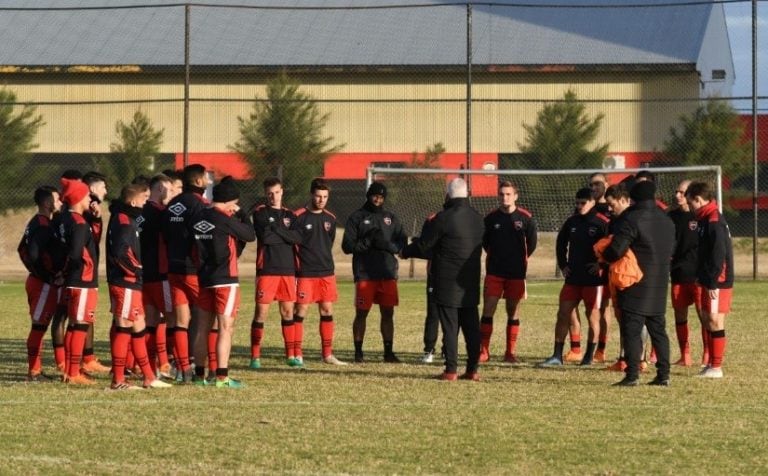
[674,354,693,367]
[564,350,583,363]
[605,359,627,372]
[478,347,490,363]
[82,359,111,374]
[436,372,458,381]
[593,350,606,363]
[66,374,97,385]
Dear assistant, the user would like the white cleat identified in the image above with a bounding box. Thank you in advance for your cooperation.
[145,379,173,389]
[322,355,348,366]
[697,366,723,379]
[421,352,434,364]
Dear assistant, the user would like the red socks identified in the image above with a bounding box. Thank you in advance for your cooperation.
[173,327,190,372]
[293,315,304,359]
[132,329,156,384]
[710,330,726,368]
[480,316,493,352]
[675,321,690,356]
[26,324,47,374]
[250,321,264,359]
[155,322,169,368]
[110,327,132,383]
[506,319,520,355]
[66,324,88,378]
[281,320,295,358]
[207,329,219,374]
[320,316,334,358]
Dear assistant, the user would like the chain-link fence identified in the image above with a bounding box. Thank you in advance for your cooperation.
[0,1,765,279]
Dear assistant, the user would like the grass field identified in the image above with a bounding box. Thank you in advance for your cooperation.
[0,279,766,475]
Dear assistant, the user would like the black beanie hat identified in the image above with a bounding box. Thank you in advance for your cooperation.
[630,180,656,202]
[213,176,239,203]
[367,181,387,198]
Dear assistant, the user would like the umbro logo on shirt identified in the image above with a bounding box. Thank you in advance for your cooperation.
[135,216,145,227]
[168,203,187,222]
[305,224,313,230]
[194,220,215,233]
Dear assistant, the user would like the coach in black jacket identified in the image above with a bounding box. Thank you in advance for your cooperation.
[401,178,484,381]
[603,181,676,386]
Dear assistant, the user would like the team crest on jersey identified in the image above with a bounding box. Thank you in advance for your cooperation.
[688,221,698,231]
[588,226,597,237]
[168,202,186,216]
[493,223,501,230]
[283,217,291,227]
[268,216,275,223]
[324,221,331,231]
[363,219,371,225]
[384,217,392,226]
[298,291,306,299]
[305,224,313,230]
[193,220,215,234]
[514,220,523,230]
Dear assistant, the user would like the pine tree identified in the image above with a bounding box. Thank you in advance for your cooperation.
[231,72,343,207]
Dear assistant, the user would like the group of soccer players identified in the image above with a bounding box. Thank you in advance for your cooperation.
[18,164,734,388]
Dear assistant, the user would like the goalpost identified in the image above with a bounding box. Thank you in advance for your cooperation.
[366,165,722,279]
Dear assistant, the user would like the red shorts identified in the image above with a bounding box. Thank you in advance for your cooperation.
[25,275,59,325]
[143,280,173,314]
[483,275,526,300]
[671,282,700,309]
[559,284,603,312]
[297,276,338,304]
[168,273,199,307]
[698,287,732,315]
[355,279,399,310]
[65,287,98,324]
[198,285,241,318]
[256,275,296,304]
[109,285,144,321]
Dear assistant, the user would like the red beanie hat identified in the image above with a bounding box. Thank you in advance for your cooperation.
[60,177,90,206]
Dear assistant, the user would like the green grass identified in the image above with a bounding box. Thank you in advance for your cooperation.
[0,280,766,475]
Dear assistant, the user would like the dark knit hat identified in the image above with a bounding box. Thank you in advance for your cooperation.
[213,176,239,203]
[60,177,90,206]
[367,181,387,198]
[630,180,656,202]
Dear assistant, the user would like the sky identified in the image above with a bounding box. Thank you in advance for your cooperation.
[724,1,767,110]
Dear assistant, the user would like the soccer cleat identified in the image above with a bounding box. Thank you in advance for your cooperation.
[606,360,627,372]
[593,350,606,363]
[27,372,53,383]
[538,356,563,367]
[673,354,693,367]
[215,377,244,389]
[503,353,519,364]
[82,359,111,374]
[697,366,723,379]
[109,381,143,391]
[191,375,208,386]
[421,352,435,364]
[436,372,458,381]
[648,376,670,387]
[67,374,97,386]
[383,353,401,363]
[158,363,173,379]
[287,357,304,368]
[612,377,639,387]
[564,350,582,363]
[478,347,490,363]
[144,379,173,389]
[459,372,481,381]
[249,358,261,370]
[323,355,348,366]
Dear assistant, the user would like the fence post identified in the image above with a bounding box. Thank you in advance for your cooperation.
[752,0,759,280]
[466,3,473,196]
[183,3,191,168]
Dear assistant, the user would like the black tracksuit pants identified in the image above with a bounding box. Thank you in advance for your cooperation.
[437,304,480,374]
[423,290,440,353]
[620,309,670,381]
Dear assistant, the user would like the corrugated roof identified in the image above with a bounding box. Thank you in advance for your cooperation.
[0,0,717,67]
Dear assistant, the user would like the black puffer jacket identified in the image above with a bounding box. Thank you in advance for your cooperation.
[404,198,483,308]
[603,200,676,314]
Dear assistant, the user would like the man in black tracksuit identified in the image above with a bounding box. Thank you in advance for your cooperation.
[603,180,676,386]
[401,178,484,381]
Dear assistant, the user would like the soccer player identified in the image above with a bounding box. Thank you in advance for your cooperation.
[588,172,614,362]
[162,169,184,202]
[162,164,211,382]
[58,177,100,385]
[106,183,172,390]
[668,179,701,367]
[292,179,347,365]
[540,187,609,367]
[140,173,175,378]
[479,181,537,364]
[194,177,256,388]
[342,182,407,363]
[78,171,111,374]
[18,186,63,381]
[249,177,303,368]
[686,182,733,379]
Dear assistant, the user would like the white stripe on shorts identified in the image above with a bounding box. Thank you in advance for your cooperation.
[709,288,719,315]
[121,288,133,318]
[162,280,172,313]
[74,288,88,322]
[32,283,51,323]
[595,285,604,310]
